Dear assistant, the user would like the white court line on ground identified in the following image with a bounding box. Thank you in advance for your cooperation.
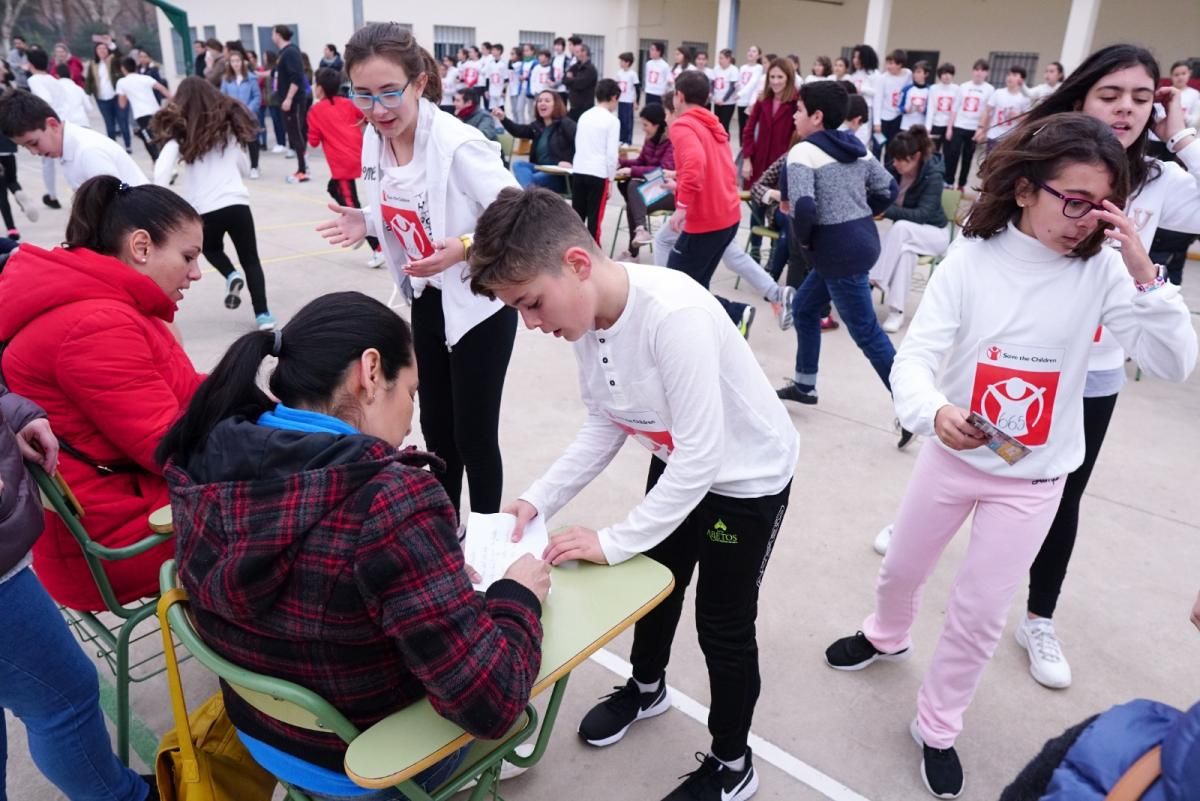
[588,648,874,801]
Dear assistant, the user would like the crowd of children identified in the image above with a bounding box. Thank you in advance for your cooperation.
[0,22,1198,801]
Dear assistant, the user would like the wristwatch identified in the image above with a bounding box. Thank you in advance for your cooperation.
[1167,127,1196,154]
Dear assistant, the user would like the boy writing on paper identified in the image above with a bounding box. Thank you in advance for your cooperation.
[467,186,798,801]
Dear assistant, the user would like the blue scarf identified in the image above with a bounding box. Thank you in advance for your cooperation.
[257,403,359,436]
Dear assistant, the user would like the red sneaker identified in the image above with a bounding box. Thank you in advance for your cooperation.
[286,172,310,184]
[820,315,840,331]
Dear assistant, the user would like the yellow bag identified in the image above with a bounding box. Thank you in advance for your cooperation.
[155,588,277,801]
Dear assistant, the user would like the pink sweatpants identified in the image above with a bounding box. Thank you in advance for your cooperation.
[863,443,1065,748]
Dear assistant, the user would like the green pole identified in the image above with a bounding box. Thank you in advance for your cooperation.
[143,0,192,75]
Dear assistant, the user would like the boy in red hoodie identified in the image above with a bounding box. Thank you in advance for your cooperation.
[308,67,383,267]
[666,71,755,332]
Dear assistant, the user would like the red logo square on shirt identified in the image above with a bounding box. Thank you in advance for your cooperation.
[963,96,981,113]
[937,96,953,112]
[381,204,434,261]
[911,96,927,113]
[970,343,1065,447]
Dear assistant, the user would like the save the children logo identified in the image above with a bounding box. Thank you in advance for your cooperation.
[707,519,738,544]
[380,188,434,262]
[971,343,1065,447]
[606,409,675,455]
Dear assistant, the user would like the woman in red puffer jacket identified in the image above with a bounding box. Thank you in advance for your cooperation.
[0,176,204,610]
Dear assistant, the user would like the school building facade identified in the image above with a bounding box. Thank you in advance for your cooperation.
[154,0,1198,85]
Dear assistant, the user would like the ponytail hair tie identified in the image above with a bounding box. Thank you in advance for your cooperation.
[272,329,283,356]
[116,181,132,194]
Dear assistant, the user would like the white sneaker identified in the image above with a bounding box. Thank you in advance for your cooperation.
[271,144,285,154]
[457,743,532,791]
[366,250,385,268]
[882,310,905,333]
[284,149,296,159]
[1015,617,1072,689]
[13,190,37,222]
[873,524,893,556]
[249,168,260,180]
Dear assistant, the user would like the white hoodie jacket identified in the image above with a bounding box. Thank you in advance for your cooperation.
[360,98,517,346]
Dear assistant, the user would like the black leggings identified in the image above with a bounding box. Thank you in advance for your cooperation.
[284,99,307,173]
[631,456,791,762]
[0,154,19,231]
[571,174,609,244]
[1026,392,1118,619]
[715,104,736,134]
[942,127,978,189]
[327,178,380,251]
[133,115,160,161]
[201,204,270,315]
[411,290,517,515]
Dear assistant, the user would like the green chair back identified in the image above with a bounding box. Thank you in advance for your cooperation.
[497,131,514,165]
[942,189,963,234]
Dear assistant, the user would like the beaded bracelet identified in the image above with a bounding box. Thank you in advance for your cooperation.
[1135,265,1167,294]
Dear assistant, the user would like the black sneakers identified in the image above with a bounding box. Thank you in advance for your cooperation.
[777,382,818,405]
[662,750,758,801]
[910,720,964,799]
[825,631,910,670]
[578,676,671,747]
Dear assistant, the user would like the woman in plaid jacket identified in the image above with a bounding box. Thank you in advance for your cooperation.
[157,291,550,799]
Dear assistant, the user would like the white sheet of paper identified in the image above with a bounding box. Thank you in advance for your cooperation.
[464,512,550,591]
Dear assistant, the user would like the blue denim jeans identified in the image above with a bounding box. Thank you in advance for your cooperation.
[95,97,131,148]
[512,160,565,192]
[791,270,895,390]
[256,105,268,148]
[0,567,148,801]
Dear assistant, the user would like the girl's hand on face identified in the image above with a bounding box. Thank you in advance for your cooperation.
[1092,200,1158,284]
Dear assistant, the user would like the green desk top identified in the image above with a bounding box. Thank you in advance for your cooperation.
[344,556,674,788]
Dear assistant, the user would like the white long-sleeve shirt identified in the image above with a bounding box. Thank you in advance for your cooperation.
[951,81,995,131]
[926,82,960,129]
[60,122,147,189]
[520,263,799,564]
[892,223,1196,480]
[1089,139,1200,376]
[153,136,249,215]
[645,58,671,98]
[736,63,764,107]
[572,105,620,179]
[875,69,911,124]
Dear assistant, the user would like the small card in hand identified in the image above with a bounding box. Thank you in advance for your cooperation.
[967,412,1031,466]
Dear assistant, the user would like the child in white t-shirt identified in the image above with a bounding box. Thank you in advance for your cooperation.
[116,56,168,161]
[806,56,833,84]
[643,41,670,105]
[874,49,913,148]
[712,49,740,134]
[736,45,765,134]
[926,63,960,152]
[570,79,621,243]
[900,61,932,131]
[841,94,873,149]
[487,44,507,111]
[979,66,1033,148]
[615,52,639,146]
[943,59,994,190]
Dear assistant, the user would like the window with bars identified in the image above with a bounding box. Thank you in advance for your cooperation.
[681,40,710,62]
[171,28,187,76]
[573,33,605,76]
[519,30,555,54]
[257,25,299,57]
[434,25,477,61]
[238,25,255,54]
[987,51,1039,82]
[203,26,217,43]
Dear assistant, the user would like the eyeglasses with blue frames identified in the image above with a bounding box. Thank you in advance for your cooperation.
[1034,181,1107,219]
[349,82,411,111]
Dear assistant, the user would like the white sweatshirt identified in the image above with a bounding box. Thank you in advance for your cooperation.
[1089,139,1200,374]
[60,122,147,189]
[736,63,764,107]
[892,223,1196,480]
[520,263,799,564]
[573,105,619,179]
[875,69,911,124]
[361,98,516,346]
[154,136,249,215]
[952,81,994,131]
[56,77,92,127]
[926,83,959,129]
[644,58,670,97]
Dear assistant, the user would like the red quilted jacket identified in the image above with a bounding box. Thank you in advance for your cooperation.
[0,244,201,610]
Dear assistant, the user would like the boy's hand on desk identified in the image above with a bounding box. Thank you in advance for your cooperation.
[503,498,539,541]
[503,554,551,603]
[543,526,607,566]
